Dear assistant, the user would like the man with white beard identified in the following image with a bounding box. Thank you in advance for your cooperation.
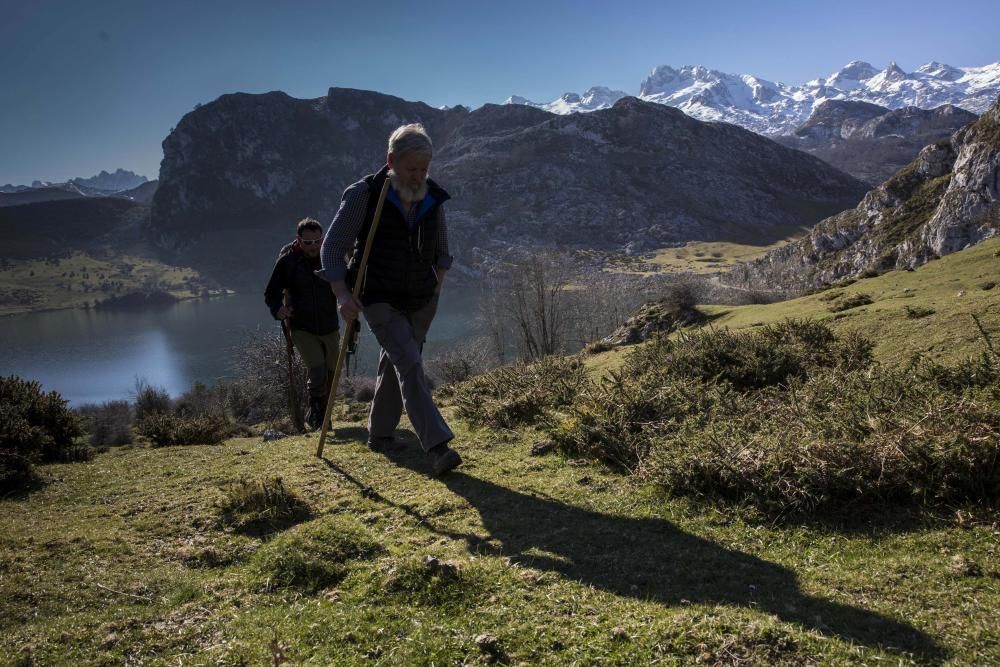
[318,123,461,475]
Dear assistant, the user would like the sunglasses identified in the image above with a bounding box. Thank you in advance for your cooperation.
[300,239,322,246]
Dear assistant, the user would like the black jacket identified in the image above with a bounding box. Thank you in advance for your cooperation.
[264,244,339,335]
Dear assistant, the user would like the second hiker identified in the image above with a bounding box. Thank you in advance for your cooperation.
[264,217,340,429]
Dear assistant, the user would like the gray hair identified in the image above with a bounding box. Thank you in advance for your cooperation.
[388,123,433,157]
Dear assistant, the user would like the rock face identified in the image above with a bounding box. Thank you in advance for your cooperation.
[727,96,1000,291]
[775,101,978,184]
[0,198,149,259]
[69,169,147,193]
[150,89,867,284]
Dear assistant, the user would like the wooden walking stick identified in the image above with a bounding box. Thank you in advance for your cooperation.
[316,177,391,457]
[279,318,305,433]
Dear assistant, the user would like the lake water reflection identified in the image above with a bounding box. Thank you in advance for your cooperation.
[0,289,481,406]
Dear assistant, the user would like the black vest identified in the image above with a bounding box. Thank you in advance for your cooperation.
[347,166,449,312]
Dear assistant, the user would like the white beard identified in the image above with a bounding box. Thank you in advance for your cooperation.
[389,171,428,204]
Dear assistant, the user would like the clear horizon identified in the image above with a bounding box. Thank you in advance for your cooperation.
[1,0,998,185]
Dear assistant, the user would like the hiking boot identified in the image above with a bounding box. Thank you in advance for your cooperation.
[366,435,395,450]
[306,397,326,431]
[429,444,462,476]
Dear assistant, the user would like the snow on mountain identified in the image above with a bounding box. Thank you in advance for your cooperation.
[505,60,1000,136]
[503,86,629,114]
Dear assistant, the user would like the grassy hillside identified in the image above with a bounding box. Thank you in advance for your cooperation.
[647,235,807,275]
[2,414,996,665]
[705,237,1000,365]
[0,252,223,316]
[589,237,1000,375]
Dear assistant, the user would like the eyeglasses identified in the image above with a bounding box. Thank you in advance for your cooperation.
[300,239,322,246]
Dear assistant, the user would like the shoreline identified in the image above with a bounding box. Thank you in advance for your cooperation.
[0,288,238,318]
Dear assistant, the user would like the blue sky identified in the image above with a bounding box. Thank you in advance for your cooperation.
[1,0,997,185]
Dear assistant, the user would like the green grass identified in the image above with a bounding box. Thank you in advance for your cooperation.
[0,252,224,316]
[2,400,997,664]
[647,238,800,274]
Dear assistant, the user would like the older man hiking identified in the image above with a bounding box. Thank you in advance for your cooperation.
[265,217,340,430]
[318,123,462,476]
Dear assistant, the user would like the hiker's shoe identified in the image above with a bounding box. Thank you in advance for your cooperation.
[430,445,462,476]
[366,435,395,450]
[306,397,326,430]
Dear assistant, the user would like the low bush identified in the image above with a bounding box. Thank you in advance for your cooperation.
[227,330,308,426]
[643,361,1000,512]
[544,320,1000,513]
[218,476,311,535]
[174,381,226,418]
[135,413,229,447]
[340,376,376,403]
[622,320,873,392]
[1,376,88,492]
[132,378,172,420]
[382,556,493,609]
[904,305,935,319]
[77,400,133,446]
[583,340,614,355]
[248,517,383,593]
[427,336,495,385]
[827,293,873,312]
[453,356,586,429]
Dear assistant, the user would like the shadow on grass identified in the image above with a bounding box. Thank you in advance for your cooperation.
[324,441,947,663]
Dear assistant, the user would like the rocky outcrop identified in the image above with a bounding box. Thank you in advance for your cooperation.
[601,299,704,346]
[150,89,868,285]
[728,96,1000,291]
[775,101,978,184]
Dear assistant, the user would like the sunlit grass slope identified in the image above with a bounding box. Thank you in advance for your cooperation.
[1,406,997,663]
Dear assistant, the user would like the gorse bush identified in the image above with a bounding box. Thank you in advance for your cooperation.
[174,381,226,418]
[135,413,229,448]
[1,376,88,492]
[644,361,999,512]
[77,400,133,446]
[623,319,874,392]
[827,293,873,312]
[542,320,999,513]
[453,356,586,429]
[218,476,312,535]
[132,378,172,420]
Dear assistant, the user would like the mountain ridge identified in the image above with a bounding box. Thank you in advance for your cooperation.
[506,59,1000,136]
[149,89,868,285]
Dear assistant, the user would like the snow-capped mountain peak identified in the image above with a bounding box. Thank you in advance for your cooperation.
[917,61,964,81]
[826,60,879,89]
[505,59,1000,137]
[504,95,536,106]
[505,86,628,114]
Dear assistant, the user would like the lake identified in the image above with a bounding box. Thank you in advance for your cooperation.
[0,289,483,407]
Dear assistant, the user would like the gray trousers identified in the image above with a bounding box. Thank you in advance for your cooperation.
[362,292,453,452]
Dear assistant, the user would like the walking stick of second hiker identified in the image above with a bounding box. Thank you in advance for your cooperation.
[316,177,391,457]
[280,318,305,433]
